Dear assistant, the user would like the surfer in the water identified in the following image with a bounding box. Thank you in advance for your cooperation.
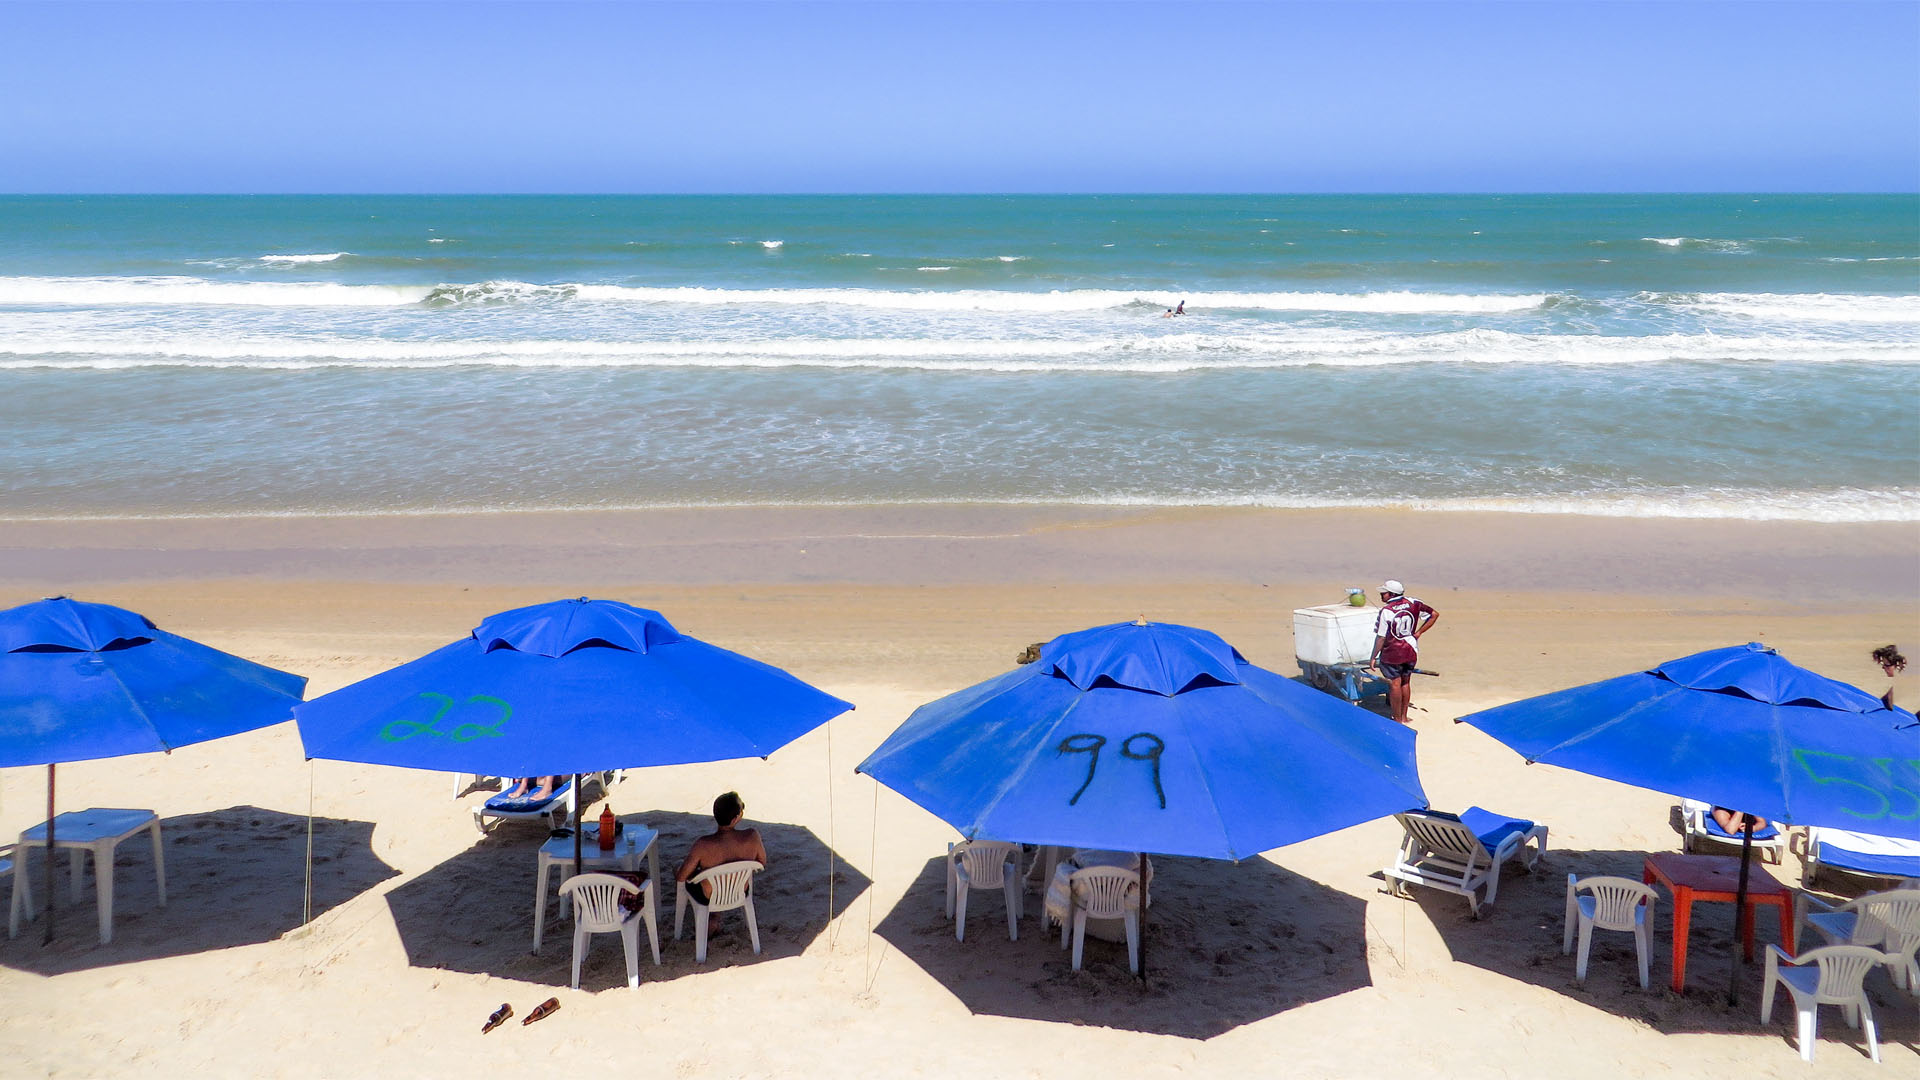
[1162,300,1187,317]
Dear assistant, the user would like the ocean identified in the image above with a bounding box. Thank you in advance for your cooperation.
[0,194,1914,521]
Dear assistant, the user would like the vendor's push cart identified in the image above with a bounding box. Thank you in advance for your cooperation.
[1292,603,1388,703]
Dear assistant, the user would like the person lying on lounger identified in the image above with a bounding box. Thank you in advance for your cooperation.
[1711,806,1769,835]
[503,776,560,801]
[676,791,767,904]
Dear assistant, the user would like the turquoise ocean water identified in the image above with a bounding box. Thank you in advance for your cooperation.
[0,194,1914,520]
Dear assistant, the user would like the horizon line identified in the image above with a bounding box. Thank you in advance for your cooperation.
[3,190,1916,198]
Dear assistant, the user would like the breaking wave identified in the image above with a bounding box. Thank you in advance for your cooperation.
[0,275,1549,314]
[4,328,1912,372]
[1645,291,1920,324]
[258,252,350,264]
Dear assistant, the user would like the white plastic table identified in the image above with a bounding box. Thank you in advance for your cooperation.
[9,808,166,945]
[532,821,659,952]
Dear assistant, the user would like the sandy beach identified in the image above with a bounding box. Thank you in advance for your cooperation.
[0,505,1915,1078]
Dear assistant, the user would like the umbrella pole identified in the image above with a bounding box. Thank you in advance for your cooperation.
[1727,824,1755,1006]
[571,774,583,878]
[1137,851,1148,988]
[42,764,55,946]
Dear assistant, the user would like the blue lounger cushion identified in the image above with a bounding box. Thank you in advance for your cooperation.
[483,781,572,814]
[1458,807,1536,853]
[1701,814,1781,842]
[1819,830,1920,879]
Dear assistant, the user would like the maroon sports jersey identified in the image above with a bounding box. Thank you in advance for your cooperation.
[1374,596,1435,665]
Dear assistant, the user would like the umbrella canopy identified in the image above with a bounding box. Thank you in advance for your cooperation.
[1456,642,1920,834]
[0,597,307,766]
[855,620,1427,861]
[294,597,852,776]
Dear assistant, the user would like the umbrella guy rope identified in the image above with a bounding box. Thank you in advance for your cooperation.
[862,778,884,993]
[826,717,837,946]
[303,761,316,927]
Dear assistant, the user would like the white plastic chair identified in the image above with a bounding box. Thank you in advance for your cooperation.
[673,860,762,963]
[1799,888,1920,993]
[1061,865,1141,973]
[1562,874,1657,989]
[1383,807,1548,916]
[554,872,659,990]
[1761,944,1888,1063]
[945,840,1021,942]
[0,847,28,940]
[1679,799,1784,863]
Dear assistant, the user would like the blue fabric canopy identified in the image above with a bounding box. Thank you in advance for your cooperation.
[1457,642,1920,835]
[855,620,1428,861]
[294,597,852,776]
[0,597,307,767]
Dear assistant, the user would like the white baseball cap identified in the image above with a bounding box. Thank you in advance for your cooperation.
[1380,579,1405,595]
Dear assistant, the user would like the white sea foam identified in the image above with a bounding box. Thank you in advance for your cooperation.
[565,285,1548,314]
[997,255,1026,262]
[1642,236,1749,253]
[0,276,430,307]
[916,266,953,272]
[5,489,1910,524]
[0,275,1549,314]
[4,328,1912,372]
[990,489,1920,523]
[258,252,349,264]
[760,240,784,249]
[1650,291,1920,324]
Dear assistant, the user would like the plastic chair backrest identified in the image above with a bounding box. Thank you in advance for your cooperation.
[1070,866,1140,919]
[558,872,638,931]
[692,861,760,911]
[1572,874,1656,930]
[1400,813,1485,860]
[1856,889,1920,946]
[956,841,1017,888]
[1797,945,1888,1002]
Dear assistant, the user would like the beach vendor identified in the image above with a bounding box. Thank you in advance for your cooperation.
[676,791,767,905]
[1367,579,1438,725]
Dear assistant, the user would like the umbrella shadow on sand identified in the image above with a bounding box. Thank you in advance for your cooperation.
[871,851,1371,1039]
[0,805,397,974]
[1401,845,1920,1057]
[385,810,868,991]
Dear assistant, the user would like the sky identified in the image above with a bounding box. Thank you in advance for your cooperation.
[1,1,1915,193]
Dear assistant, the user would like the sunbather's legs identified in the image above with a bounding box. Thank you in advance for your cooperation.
[505,777,534,798]
[527,776,559,800]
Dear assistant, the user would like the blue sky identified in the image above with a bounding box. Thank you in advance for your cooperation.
[2,1,1915,193]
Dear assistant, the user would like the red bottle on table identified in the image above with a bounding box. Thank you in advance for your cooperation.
[597,805,616,851]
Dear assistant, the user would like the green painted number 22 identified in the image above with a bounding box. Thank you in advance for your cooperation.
[379,692,513,743]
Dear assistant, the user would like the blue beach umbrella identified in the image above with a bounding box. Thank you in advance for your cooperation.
[856,619,1426,983]
[295,597,851,775]
[1457,642,1920,999]
[294,598,852,871]
[0,596,308,941]
[856,619,1427,860]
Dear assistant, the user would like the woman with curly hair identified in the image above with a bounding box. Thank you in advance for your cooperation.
[1872,644,1910,711]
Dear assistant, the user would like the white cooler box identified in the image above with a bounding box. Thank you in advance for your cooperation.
[1292,604,1379,667]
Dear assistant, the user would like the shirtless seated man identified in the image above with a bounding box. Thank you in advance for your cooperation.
[676,791,767,905]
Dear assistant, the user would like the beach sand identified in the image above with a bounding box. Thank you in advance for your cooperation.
[0,506,1914,1078]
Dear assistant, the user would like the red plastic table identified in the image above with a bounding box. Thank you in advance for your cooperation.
[1643,853,1796,993]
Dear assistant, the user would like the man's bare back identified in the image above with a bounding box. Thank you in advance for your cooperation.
[677,825,767,882]
[676,791,768,900]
